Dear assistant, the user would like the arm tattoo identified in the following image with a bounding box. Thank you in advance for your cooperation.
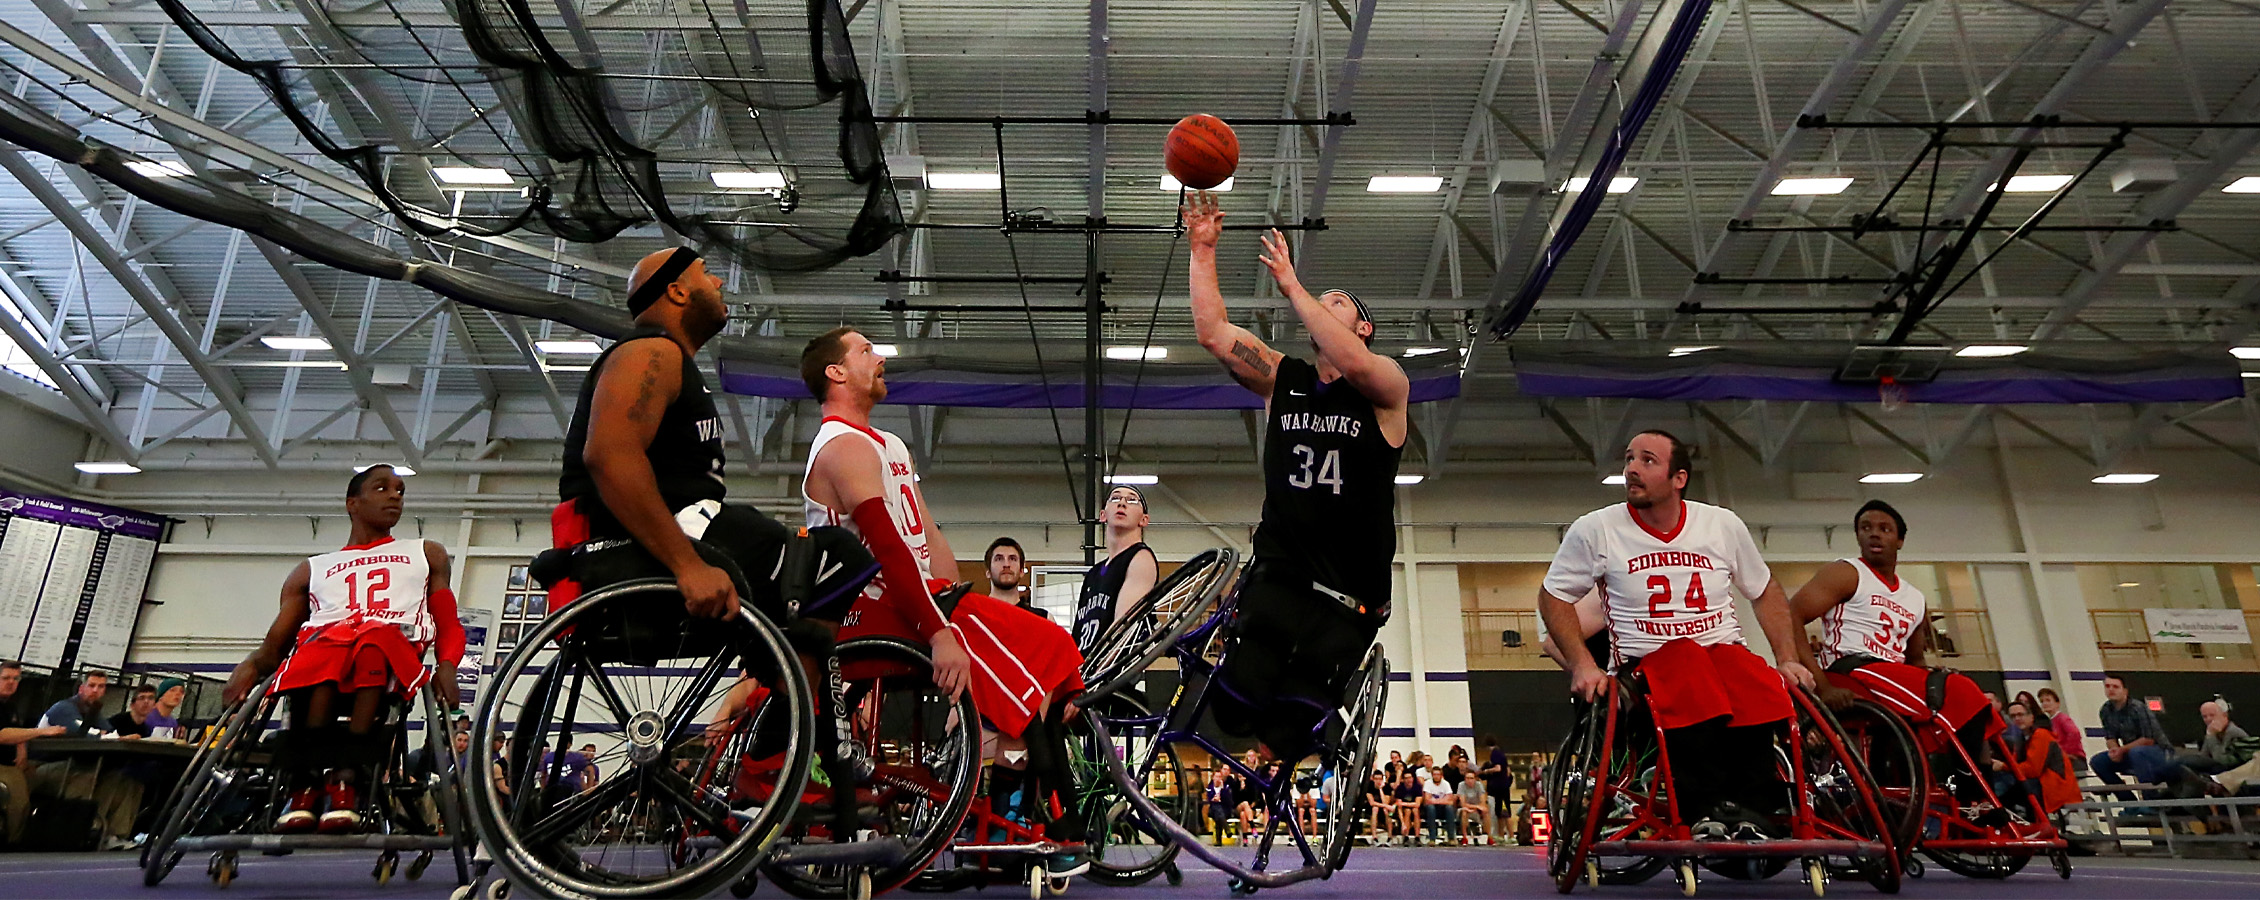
[628,351,666,424]
[1228,341,1273,377]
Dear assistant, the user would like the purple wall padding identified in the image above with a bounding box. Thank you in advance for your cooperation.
[1512,352,2243,404]
[718,360,1461,409]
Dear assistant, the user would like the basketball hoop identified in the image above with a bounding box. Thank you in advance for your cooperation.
[1878,376,1910,412]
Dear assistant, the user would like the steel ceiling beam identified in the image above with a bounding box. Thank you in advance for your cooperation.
[1293,0,1377,264]
[1415,2,1528,301]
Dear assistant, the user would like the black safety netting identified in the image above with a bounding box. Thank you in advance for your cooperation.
[150,0,899,273]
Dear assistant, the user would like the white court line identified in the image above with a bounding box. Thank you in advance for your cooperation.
[2063,871,2260,885]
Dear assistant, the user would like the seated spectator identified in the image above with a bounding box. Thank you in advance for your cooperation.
[1382,750,1405,785]
[30,672,145,849]
[1454,770,1489,844]
[1993,701,2077,820]
[2180,700,2250,776]
[1361,769,1395,845]
[1,661,66,846]
[2089,674,2204,798]
[1393,772,1421,841]
[1419,767,1457,844]
[105,684,157,739]
[2036,688,2085,772]
[146,679,185,739]
[1202,768,1236,843]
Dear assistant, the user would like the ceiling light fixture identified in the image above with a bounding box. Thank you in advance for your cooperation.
[1160,174,1233,192]
[925,172,1000,191]
[1108,474,1159,485]
[432,167,514,186]
[1105,346,1167,361]
[1563,176,1639,194]
[1394,474,1426,485]
[1366,175,1443,193]
[126,160,192,178]
[2118,582,2141,588]
[1859,473,1925,484]
[1771,176,1854,195]
[1955,344,2030,358]
[1668,345,1718,357]
[261,336,332,351]
[1601,474,1627,485]
[2231,347,2260,359]
[2223,176,2260,194]
[534,340,603,355]
[1994,175,2075,193]
[710,170,787,190]
[1402,347,1448,357]
[871,343,900,357]
[2091,473,2160,485]
[75,461,141,474]
[252,360,349,369]
[353,463,417,476]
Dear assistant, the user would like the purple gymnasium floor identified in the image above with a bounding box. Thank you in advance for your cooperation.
[6,846,2260,899]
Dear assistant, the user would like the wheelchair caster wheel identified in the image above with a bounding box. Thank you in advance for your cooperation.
[450,885,475,900]
[1805,859,1827,897]
[1903,855,1922,879]
[1586,859,1601,888]
[1028,866,1045,900]
[2050,850,2073,879]
[482,878,513,900]
[1677,860,1698,897]
[1166,864,1184,886]
[1048,873,1072,896]
[208,851,238,888]
[1227,877,1258,897]
[375,850,399,885]
[730,871,760,899]
[408,849,432,880]
[849,869,873,900]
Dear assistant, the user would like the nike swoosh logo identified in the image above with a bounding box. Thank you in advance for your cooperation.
[1288,390,1308,396]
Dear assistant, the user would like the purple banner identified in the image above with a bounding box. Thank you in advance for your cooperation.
[717,363,1461,409]
[0,489,167,539]
[1512,350,2244,405]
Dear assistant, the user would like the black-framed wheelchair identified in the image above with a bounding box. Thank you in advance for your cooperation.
[463,529,983,900]
[1082,551,1394,897]
[139,670,472,890]
[1544,673,1903,897]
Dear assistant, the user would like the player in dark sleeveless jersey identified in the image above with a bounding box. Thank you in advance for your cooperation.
[1183,191,1409,761]
[1072,485,1159,654]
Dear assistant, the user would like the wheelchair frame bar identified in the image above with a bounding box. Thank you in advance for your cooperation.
[1594,839,1885,856]
[1088,716,1329,890]
[173,833,460,852]
[1848,685,2068,854]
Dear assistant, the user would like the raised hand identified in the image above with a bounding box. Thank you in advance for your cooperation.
[1256,228,1302,291]
[1182,190,1224,247]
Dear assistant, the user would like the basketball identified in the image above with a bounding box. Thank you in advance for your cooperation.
[1165,114,1239,190]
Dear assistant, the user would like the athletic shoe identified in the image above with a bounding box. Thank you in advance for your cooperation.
[275,787,319,833]
[318,782,361,834]
[1044,848,1091,878]
[1690,818,1730,841]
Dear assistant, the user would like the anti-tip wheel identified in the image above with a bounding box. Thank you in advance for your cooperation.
[449,885,476,900]
[1904,855,1923,879]
[850,869,874,900]
[730,872,760,899]
[1678,860,1698,897]
[1047,873,1072,896]
[481,878,513,900]
[2051,850,2073,880]
[1806,859,1827,898]
[1166,864,1185,886]
[408,850,432,881]
[1227,876,1259,897]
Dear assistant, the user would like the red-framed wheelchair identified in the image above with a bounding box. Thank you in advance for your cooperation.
[1823,673,2073,881]
[1544,674,1903,897]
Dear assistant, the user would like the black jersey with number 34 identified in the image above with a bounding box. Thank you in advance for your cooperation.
[1251,355,1402,607]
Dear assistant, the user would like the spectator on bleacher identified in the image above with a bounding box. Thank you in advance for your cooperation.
[1383,749,1405,785]
[1454,768,1489,844]
[1393,771,1421,841]
[1419,767,1458,844]
[1478,734,1513,845]
[1202,768,1236,844]
[2036,688,2086,770]
[2181,701,2251,776]
[1362,769,1396,845]
[2091,673,2204,798]
[35,671,108,736]
[1443,745,1470,788]
[1,661,65,845]
[1993,701,2078,820]
[29,672,144,849]
[146,678,184,738]
[2202,718,2260,797]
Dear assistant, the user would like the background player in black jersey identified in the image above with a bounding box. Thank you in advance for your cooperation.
[1183,190,1408,763]
[983,536,1039,616]
[1072,485,1159,654]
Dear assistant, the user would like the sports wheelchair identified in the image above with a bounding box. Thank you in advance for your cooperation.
[1820,672,2073,881]
[1545,673,1904,897]
[463,531,981,900]
[1082,551,1393,897]
[904,548,1238,898]
[139,672,472,890]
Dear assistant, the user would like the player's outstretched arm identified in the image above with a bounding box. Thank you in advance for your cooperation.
[225,561,312,704]
[1256,228,1412,420]
[1786,560,1857,689]
[1752,578,1816,690]
[1537,588,1605,701]
[586,339,737,619]
[1184,191,1280,399]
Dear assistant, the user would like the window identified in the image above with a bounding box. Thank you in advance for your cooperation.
[0,299,56,390]
[2079,564,2257,672]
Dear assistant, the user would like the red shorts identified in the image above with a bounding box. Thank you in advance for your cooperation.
[273,620,428,695]
[1630,639,1792,730]
[1828,661,2001,753]
[841,591,1085,740]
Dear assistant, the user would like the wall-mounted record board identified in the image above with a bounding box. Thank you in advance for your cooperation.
[0,489,168,672]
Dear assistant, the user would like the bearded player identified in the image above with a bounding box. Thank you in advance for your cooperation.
[1183,191,1405,764]
[800,326,1092,875]
[224,464,464,833]
[1790,501,2001,773]
[1539,431,1816,836]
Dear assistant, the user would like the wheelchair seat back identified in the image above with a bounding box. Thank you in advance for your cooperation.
[529,538,756,666]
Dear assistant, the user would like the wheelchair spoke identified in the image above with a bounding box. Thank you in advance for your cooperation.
[571,653,636,727]
[648,766,734,837]
[659,652,734,745]
[519,768,641,849]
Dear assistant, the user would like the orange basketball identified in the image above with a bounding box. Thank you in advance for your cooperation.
[1165,114,1239,190]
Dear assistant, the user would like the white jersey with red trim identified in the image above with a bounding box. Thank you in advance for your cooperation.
[302,537,435,642]
[1818,558,1926,666]
[1542,500,1774,666]
[803,416,933,606]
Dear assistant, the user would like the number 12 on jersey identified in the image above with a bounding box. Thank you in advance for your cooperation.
[1644,574,1709,618]
[1286,444,1343,495]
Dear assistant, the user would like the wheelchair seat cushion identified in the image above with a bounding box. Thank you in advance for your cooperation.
[1622,638,1790,730]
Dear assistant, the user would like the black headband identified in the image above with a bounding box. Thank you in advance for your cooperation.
[1329,289,1372,325]
[626,246,701,316]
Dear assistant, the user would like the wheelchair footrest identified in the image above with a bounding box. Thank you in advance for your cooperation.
[1595,839,1885,857]
[945,839,1073,855]
[173,834,457,853]
[767,836,909,868]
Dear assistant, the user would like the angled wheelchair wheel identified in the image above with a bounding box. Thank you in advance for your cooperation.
[1320,645,1388,873]
[1828,699,1926,867]
[467,579,816,899]
[1547,682,1615,894]
[1077,548,1235,704]
[1791,689,1902,894]
[143,677,276,887]
[762,636,981,899]
[1077,693,1186,887]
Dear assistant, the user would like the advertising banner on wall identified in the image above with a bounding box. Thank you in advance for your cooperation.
[456,606,494,706]
[2143,608,2252,644]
